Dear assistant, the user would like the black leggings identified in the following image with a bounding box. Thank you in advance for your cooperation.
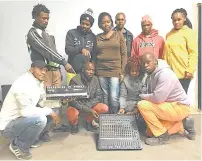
[179,79,191,93]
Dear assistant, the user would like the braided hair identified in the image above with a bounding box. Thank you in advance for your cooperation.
[125,56,141,75]
[171,8,192,29]
[32,4,50,19]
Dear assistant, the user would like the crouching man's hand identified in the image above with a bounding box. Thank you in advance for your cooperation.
[90,109,99,119]
[50,111,61,125]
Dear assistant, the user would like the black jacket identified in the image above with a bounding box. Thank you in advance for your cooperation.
[114,27,133,57]
[68,74,103,112]
[65,26,96,67]
[27,26,67,67]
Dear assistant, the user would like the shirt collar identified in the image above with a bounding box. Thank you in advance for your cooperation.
[114,26,127,33]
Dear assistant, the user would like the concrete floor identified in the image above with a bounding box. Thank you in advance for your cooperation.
[0,114,201,160]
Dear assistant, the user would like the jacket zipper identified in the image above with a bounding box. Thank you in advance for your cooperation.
[82,36,85,48]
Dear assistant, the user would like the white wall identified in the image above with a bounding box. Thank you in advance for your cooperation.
[0,0,199,101]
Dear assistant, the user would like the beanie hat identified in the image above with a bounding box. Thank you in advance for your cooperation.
[141,15,153,24]
[80,8,94,26]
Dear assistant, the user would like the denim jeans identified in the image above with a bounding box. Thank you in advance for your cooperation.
[98,77,120,114]
[1,115,52,153]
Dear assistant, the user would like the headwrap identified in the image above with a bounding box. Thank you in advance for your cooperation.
[141,15,153,24]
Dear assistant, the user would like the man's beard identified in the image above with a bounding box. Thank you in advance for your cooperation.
[86,76,93,81]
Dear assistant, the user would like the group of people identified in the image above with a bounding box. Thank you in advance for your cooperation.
[0,3,198,160]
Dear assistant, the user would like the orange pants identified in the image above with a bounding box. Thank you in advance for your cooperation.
[66,103,108,125]
[44,70,61,87]
[137,100,190,137]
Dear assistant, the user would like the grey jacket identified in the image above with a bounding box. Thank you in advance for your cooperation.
[68,74,104,112]
[120,74,147,112]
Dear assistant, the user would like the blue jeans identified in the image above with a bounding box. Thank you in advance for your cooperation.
[1,115,52,153]
[98,77,120,114]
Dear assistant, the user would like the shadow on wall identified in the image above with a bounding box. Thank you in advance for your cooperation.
[187,70,198,109]
[0,57,31,100]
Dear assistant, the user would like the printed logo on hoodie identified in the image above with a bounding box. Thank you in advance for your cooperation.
[74,38,94,48]
[140,42,155,48]
[86,41,94,48]
[74,38,81,46]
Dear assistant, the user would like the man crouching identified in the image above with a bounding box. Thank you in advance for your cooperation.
[138,52,196,146]
[0,60,60,160]
[66,62,108,134]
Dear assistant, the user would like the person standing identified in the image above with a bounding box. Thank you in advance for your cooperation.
[93,12,127,114]
[131,15,164,59]
[26,4,72,87]
[65,8,96,73]
[114,12,133,57]
[163,8,198,93]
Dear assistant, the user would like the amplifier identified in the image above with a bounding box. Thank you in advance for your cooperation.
[97,114,143,150]
[46,85,89,100]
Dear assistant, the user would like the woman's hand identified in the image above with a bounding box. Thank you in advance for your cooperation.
[126,108,140,119]
[185,71,193,79]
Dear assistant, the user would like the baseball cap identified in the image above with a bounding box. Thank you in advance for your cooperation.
[31,60,48,68]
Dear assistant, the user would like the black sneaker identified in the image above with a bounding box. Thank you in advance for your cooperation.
[9,140,32,160]
[70,124,79,135]
[30,140,42,148]
[145,131,169,146]
[40,132,51,142]
[183,116,196,140]
[85,121,98,132]
[52,124,69,132]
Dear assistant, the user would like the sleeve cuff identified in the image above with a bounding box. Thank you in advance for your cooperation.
[79,46,83,53]
[140,94,151,100]
[62,59,68,66]
[186,68,195,75]
[43,107,53,116]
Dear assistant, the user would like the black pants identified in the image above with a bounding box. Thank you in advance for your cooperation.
[179,79,191,93]
[136,115,147,133]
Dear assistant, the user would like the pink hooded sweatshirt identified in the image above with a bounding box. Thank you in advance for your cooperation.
[131,29,164,59]
[141,60,190,105]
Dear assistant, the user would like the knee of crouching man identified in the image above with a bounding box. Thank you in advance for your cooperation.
[33,115,47,127]
[137,100,151,111]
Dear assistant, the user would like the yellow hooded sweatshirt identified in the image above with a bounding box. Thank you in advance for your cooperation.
[163,25,198,79]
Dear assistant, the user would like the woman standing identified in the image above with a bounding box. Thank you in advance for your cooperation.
[163,8,198,93]
[92,12,127,114]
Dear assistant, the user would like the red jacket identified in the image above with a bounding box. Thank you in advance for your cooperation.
[131,29,164,59]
